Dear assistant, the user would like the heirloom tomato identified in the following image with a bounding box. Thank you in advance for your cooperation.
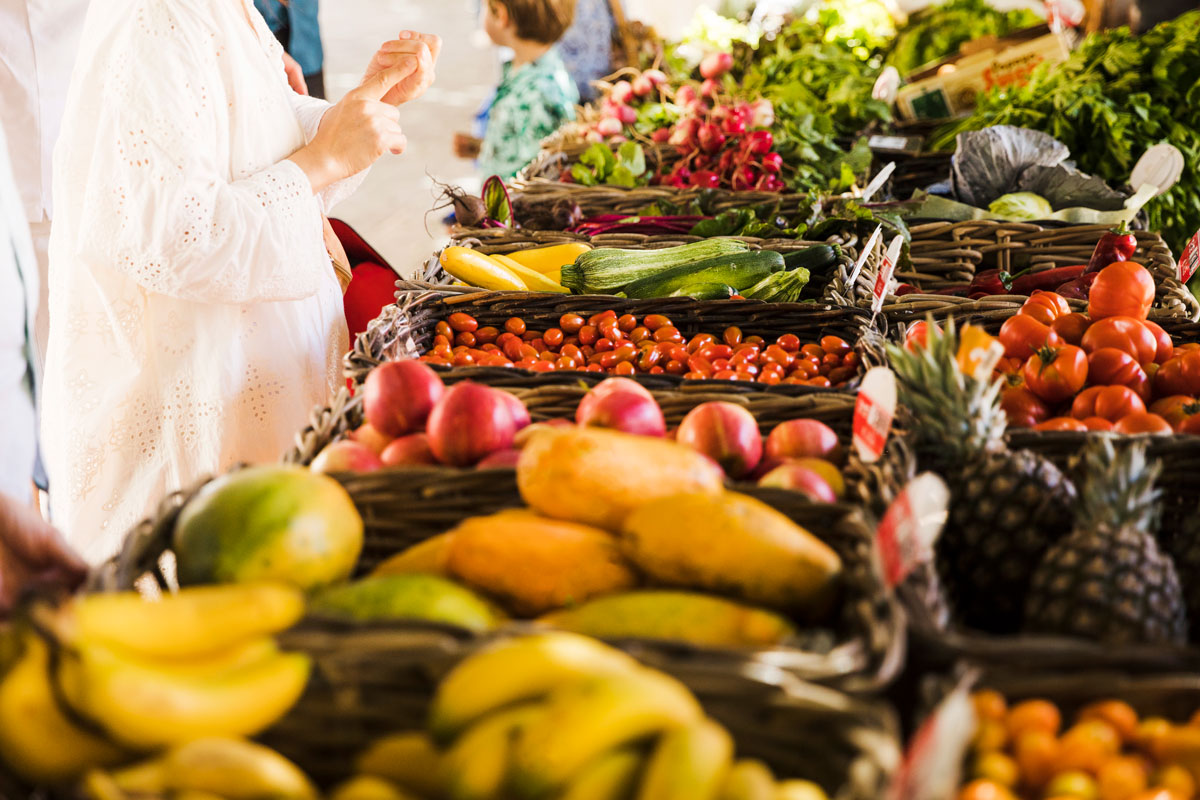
[1023,345,1088,404]
[1087,261,1155,320]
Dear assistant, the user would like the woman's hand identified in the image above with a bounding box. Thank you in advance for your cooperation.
[363,31,441,106]
[288,64,416,192]
[0,493,86,618]
[282,52,309,96]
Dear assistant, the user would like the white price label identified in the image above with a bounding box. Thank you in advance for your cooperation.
[847,225,883,289]
[1181,229,1200,284]
[853,367,896,463]
[871,237,905,315]
[876,472,949,588]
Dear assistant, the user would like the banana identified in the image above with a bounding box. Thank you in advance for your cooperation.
[65,583,304,659]
[80,769,133,800]
[108,758,168,794]
[106,738,315,800]
[0,634,127,783]
[635,717,733,800]
[174,792,231,800]
[560,748,643,800]
[355,731,443,798]
[437,703,542,800]
[429,632,639,743]
[57,641,311,749]
[717,759,777,800]
[329,775,421,800]
[775,780,830,800]
[510,667,703,796]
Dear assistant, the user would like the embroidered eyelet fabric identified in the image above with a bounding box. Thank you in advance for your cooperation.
[42,0,360,563]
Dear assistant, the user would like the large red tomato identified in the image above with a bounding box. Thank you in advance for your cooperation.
[1113,411,1173,435]
[1070,385,1146,422]
[1001,385,1052,428]
[1154,350,1200,396]
[1080,417,1114,431]
[999,315,1061,360]
[1179,415,1200,435]
[1143,319,1174,364]
[1023,345,1088,404]
[904,320,941,352]
[1088,261,1155,320]
[1149,395,1200,431]
[1086,347,1147,389]
[1035,417,1088,432]
[1050,312,1090,346]
[1020,291,1071,326]
[1080,316,1158,363]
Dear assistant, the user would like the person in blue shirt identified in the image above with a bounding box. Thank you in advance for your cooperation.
[254,0,326,98]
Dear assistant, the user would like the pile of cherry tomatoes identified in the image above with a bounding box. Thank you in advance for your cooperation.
[419,310,860,387]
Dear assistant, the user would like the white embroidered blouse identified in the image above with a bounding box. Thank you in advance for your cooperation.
[42,0,362,563]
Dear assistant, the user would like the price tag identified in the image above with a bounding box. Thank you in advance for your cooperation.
[888,679,976,800]
[853,367,896,463]
[1180,229,1200,284]
[876,472,949,588]
[847,224,883,289]
[871,236,905,315]
[861,162,895,204]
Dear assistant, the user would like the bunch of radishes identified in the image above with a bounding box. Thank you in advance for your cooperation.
[590,68,669,141]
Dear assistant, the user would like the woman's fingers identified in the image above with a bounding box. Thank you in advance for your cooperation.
[397,30,442,62]
[354,57,421,101]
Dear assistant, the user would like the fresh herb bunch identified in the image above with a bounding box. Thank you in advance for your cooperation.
[886,0,1042,76]
[934,11,1200,254]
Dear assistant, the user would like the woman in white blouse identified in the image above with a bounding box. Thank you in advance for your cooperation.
[41,0,440,563]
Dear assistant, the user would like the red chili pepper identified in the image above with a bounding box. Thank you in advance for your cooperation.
[1055,271,1100,301]
[1084,228,1137,274]
[895,283,919,296]
[1008,264,1087,295]
[970,269,1009,295]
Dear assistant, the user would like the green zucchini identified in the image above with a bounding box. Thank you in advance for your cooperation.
[560,239,750,294]
[622,251,784,299]
[783,244,840,272]
[742,268,811,302]
[668,283,736,300]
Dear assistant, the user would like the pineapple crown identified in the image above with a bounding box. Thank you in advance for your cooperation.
[884,317,1007,462]
[1077,438,1162,534]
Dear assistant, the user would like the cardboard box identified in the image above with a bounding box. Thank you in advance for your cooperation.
[894,26,1074,122]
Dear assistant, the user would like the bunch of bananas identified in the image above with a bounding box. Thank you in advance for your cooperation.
[0,582,312,789]
[338,632,831,800]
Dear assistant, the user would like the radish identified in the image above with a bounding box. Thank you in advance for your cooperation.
[700,78,721,98]
[610,81,634,104]
[675,84,698,105]
[616,104,637,125]
[731,165,759,191]
[747,130,774,155]
[761,152,783,173]
[700,52,734,79]
[689,170,720,189]
[697,122,726,153]
[722,115,747,137]
[749,98,774,128]
[596,118,622,137]
[757,174,785,192]
[651,128,672,143]
[631,75,654,97]
[643,69,668,86]
[669,117,699,147]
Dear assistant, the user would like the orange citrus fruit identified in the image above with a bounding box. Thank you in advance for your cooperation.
[973,690,1008,723]
[1080,701,1140,743]
[1009,699,1063,739]
[957,779,1017,800]
[1153,764,1196,800]
[973,751,1019,788]
[1015,729,1061,790]
[1046,770,1100,799]
[1097,756,1149,800]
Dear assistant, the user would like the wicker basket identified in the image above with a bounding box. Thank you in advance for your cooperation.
[507,178,820,220]
[97,460,904,694]
[888,220,1198,323]
[344,288,884,393]
[262,623,902,796]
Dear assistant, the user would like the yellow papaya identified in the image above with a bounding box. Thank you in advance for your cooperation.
[446,509,638,616]
[517,428,724,531]
[538,590,796,648]
[620,491,842,615]
[371,533,455,577]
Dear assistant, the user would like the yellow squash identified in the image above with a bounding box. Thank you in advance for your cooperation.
[506,243,592,274]
[492,253,570,293]
[439,246,526,291]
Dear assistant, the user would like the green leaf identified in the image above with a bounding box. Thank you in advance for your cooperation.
[570,163,599,186]
[608,165,638,188]
[579,143,617,177]
[481,176,513,226]
[616,142,647,177]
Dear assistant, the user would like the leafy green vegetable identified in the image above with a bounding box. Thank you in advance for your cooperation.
[571,142,651,188]
[887,0,1042,77]
[935,11,1200,253]
[988,191,1053,221]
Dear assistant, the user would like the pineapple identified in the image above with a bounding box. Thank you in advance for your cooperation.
[1167,509,1200,642]
[886,319,1077,634]
[1024,438,1187,645]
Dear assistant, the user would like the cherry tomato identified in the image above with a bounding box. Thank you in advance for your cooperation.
[456,331,477,347]
[435,320,453,339]
[617,314,637,332]
[1080,316,1157,363]
[653,326,682,343]
[598,319,621,341]
[1071,385,1146,422]
[502,316,524,335]
[630,326,652,344]
[1035,417,1089,432]
[687,334,717,354]
[1023,345,1088,404]
[613,361,635,376]
[776,334,801,352]
[643,314,671,331]
[820,336,851,357]
[1001,385,1051,428]
[543,328,564,348]
[587,310,617,326]
[1088,261,1155,320]
[800,344,825,360]
[664,359,686,374]
[559,313,585,334]
[578,325,599,346]
[807,376,832,388]
[723,326,743,346]
[999,315,1061,360]
[1050,312,1090,346]
[827,366,856,385]
[1143,319,1174,364]
[1020,290,1070,325]
[1113,411,1173,435]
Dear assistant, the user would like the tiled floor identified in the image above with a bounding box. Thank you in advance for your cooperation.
[321,0,499,277]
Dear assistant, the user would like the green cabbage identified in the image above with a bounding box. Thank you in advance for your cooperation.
[987,192,1053,221]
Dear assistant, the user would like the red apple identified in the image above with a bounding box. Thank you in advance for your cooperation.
[380,433,438,467]
[674,401,762,478]
[498,390,531,430]
[426,381,516,466]
[576,380,665,437]
[350,423,393,456]
[311,440,383,473]
[758,463,836,504]
[476,448,521,468]
[363,360,445,438]
[765,419,842,465]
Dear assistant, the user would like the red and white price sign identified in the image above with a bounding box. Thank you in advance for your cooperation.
[853,367,896,463]
[1181,229,1200,284]
[876,472,949,588]
[871,237,905,316]
[887,679,975,800]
